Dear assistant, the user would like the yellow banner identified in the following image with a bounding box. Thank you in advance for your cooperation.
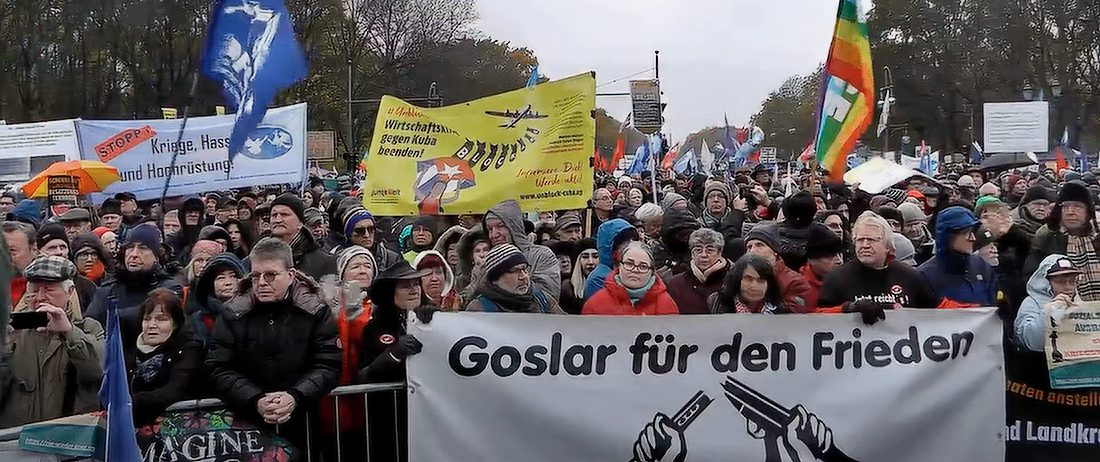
[363,72,595,215]
[215,105,226,116]
[161,107,177,119]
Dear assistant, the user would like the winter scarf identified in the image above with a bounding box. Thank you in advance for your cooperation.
[691,258,728,283]
[700,209,727,229]
[1012,206,1045,236]
[476,280,540,313]
[570,262,588,300]
[1065,227,1100,302]
[82,260,107,284]
[616,274,656,306]
[133,333,171,383]
[734,297,779,314]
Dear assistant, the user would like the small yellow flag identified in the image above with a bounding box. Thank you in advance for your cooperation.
[215,106,226,116]
[161,108,178,119]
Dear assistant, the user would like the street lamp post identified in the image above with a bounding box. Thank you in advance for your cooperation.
[877,66,895,160]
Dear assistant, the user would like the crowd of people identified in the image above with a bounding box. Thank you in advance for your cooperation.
[0,160,1095,458]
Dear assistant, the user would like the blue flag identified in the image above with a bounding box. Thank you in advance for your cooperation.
[674,149,696,174]
[202,0,308,164]
[526,64,540,88]
[626,142,650,175]
[969,141,984,165]
[98,300,141,461]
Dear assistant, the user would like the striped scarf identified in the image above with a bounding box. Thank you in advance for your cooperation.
[1065,230,1100,301]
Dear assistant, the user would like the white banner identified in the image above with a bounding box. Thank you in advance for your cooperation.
[409,309,1006,462]
[0,119,80,182]
[75,104,307,200]
[983,102,1049,153]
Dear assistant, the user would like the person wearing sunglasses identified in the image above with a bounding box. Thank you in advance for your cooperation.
[206,237,341,451]
[583,242,679,316]
[335,201,401,271]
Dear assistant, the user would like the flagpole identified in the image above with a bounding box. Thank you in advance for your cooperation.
[650,137,659,203]
[158,73,201,216]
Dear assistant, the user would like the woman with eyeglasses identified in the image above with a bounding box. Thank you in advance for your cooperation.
[708,254,786,314]
[583,242,679,315]
[70,232,114,286]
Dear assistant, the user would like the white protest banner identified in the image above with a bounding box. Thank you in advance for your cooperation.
[409,309,1006,462]
[76,104,306,200]
[1047,300,1100,389]
[983,102,1049,153]
[844,157,934,194]
[0,119,80,182]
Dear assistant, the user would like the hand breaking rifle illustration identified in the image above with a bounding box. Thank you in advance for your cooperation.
[631,377,858,462]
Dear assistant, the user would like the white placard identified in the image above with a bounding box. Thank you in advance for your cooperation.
[983,102,1049,153]
[76,104,307,201]
[409,309,1006,462]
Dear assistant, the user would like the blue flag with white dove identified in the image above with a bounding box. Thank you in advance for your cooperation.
[202,0,308,164]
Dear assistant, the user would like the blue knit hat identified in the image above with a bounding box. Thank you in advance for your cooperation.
[342,207,374,239]
[123,223,162,255]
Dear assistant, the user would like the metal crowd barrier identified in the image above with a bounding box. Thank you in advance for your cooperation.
[0,382,407,462]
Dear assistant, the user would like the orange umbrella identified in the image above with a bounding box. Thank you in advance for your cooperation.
[21,160,121,198]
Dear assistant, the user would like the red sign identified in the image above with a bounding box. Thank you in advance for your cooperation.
[94,126,157,162]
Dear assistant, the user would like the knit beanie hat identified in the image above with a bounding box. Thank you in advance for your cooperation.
[703,182,733,203]
[883,188,909,206]
[122,223,162,254]
[781,191,817,227]
[191,240,225,259]
[1021,185,1054,205]
[897,203,926,225]
[35,224,69,249]
[974,196,1007,216]
[555,212,582,232]
[805,223,845,260]
[576,237,597,255]
[337,245,376,279]
[271,193,306,221]
[744,224,781,253]
[875,206,904,227]
[892,233,917,265]
[869,195,895,209]
[99,198,122,217]
[483,243,528,282]
[304,207,325,226]
[661,192,688,210]
[342,207,374,238]
[93,226,110,239]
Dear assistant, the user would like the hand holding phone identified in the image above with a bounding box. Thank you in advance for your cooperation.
[10,312,49,330]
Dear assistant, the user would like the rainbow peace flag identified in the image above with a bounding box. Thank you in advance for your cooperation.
[814,0,874,179]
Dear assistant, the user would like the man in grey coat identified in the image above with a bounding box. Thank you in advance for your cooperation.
[484,200,561,301]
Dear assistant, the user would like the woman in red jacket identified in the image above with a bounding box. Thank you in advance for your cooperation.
[583,242,679,315]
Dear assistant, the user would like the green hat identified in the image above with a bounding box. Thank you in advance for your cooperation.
[974,196,1005,216]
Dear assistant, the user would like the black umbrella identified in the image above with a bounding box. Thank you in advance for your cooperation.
[979,152,1038,172]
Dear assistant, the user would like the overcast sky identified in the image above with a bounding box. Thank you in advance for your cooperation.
[475,0,853,142]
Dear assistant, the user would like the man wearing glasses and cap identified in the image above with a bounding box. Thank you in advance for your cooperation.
[1016,255,1084,352]
[0,255,104,427]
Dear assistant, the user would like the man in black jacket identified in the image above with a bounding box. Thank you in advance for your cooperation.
[268,193,337,280]
[207,237,341,449]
